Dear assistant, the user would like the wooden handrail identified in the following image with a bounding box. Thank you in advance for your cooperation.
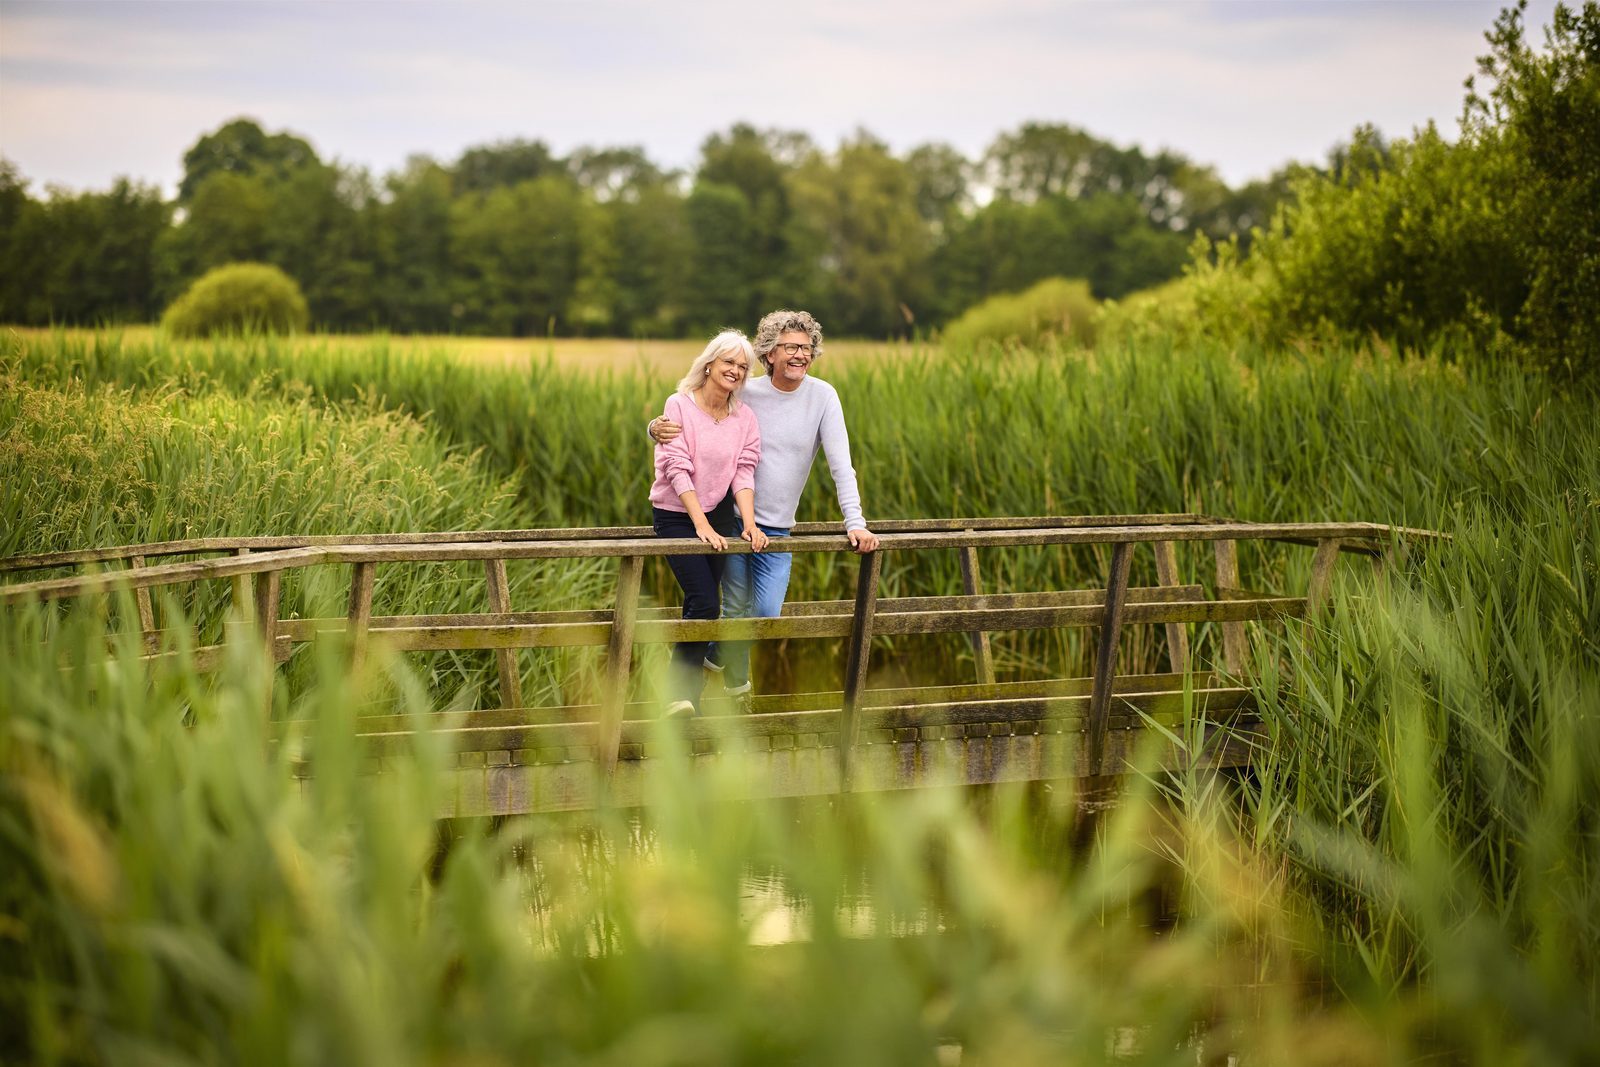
[0,519,1427,605]
[0,513,1218,573]
[3,515,1439,791]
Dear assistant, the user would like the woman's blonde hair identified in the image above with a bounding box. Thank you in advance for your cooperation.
[676,330,755,410]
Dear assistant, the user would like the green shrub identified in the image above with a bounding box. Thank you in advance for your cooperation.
[160,261,309,338]
[939,276,1097,353]
[1110,2,1598,376]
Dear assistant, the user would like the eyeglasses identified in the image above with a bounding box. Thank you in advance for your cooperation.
[775,343,815,357]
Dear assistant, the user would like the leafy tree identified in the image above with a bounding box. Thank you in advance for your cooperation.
[684,181,759,330]
[697,124,812,310]
[449,176,584,335]
[1465,0,1599,374]
[177,118,318,205]
[904,142,972,234]
[607,185,693,336]
[789,133,930,335]
[265,162,381,329]
[0,161,50,322]
[155,172,273,302]
[567,146,667,202]
[454,139,564,196]
[377,156,455,332]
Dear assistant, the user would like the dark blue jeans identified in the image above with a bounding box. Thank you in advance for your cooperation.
[652,494,740,708]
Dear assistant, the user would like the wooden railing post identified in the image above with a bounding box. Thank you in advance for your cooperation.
[957,540,996,687]
[253,569,282,720]
[840,550,882,791]
[1150,541,1190,674]
[482,558,522,709]
[232,547,254,618]
[599,556,642,777]
[129,554,157,654]
[1213,540,1247,675]
[347,561,376,670]
[1086,542,1133,776]
[1306,538,1341,616]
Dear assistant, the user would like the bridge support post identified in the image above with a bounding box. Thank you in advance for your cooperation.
[1213,540,1247,676]
[1087,542,1133,777]
[483,558,522,709]
[958,542,996,687]
[232,547,254,618]
[129,555,157,654]
[1150,541,1190,674]
[347,562,376,670]
[1306,538,1341,615]
[253,569,281,721]
[599,556,642,778]
[840,550,882,791]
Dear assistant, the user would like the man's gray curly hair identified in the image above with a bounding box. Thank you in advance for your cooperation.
[753,309,824,372]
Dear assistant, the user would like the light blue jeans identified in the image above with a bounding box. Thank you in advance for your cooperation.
[715,524,793,689]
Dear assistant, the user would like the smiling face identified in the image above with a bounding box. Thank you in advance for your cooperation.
[767,329,814,391]
[704,346,749,396]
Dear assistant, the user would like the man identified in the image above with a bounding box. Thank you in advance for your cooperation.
[649,309,879,708]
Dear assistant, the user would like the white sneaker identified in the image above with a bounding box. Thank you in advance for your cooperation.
[724,682,752,714]
[664,700,696,719]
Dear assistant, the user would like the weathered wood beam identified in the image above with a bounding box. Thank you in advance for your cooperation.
[840,550,882,790]
[0,514,1218,573]
[1306,538,1342,616]
[268,596,1303,653]
[1087,543,1134,776]
[347,561,376,671]
[1151,541,1190,674]
[482,558,521,709]
[253,569,282,721]
[129,555,157,654]
[958,543,997,686]
[1213,540,1247,675]
[598,556,642,777]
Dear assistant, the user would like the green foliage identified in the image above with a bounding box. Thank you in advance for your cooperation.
[940,277,1098,353]
[0,361,607,707]
[1,112,1288,336]
[1114,2,1598,378]
[1464,0,1600,373]
[177,117,318,204]
[4,327,1599,1062]
[159,262,310,338]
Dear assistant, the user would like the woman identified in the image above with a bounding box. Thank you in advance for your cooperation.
[651,330,768,716]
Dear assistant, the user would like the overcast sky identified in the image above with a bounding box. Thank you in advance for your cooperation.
[0,0,1558,196]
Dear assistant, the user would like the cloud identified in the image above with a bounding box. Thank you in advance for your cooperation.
[0,0,1559,192]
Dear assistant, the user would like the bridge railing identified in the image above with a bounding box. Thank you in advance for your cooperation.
[1,514,1436,786]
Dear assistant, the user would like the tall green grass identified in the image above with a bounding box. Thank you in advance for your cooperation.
[0,367,613,708]
[3,327,1597,1062]
[6,328,1592,686]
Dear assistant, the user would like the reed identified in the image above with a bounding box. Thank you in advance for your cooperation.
[3,326,1597,1061]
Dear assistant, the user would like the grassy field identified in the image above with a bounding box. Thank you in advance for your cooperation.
[6,326,927,376]
[3,327,1597,1063]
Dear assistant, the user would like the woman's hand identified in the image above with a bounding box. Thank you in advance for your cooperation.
[742,525,769,553]
[694,522,728,552]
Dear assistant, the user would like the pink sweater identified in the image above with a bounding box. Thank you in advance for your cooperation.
[650,392,762,513]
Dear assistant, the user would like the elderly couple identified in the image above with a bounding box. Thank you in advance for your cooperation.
[648,308,878,718]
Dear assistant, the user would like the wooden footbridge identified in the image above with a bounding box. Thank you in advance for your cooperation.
[1,515,1429,816]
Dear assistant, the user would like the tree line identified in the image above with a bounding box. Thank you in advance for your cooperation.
[0,118,1296,337]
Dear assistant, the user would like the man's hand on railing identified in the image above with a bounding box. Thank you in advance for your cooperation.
[848,528,879,553]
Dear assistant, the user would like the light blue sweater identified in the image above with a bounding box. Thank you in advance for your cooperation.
[739,375,866,531]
